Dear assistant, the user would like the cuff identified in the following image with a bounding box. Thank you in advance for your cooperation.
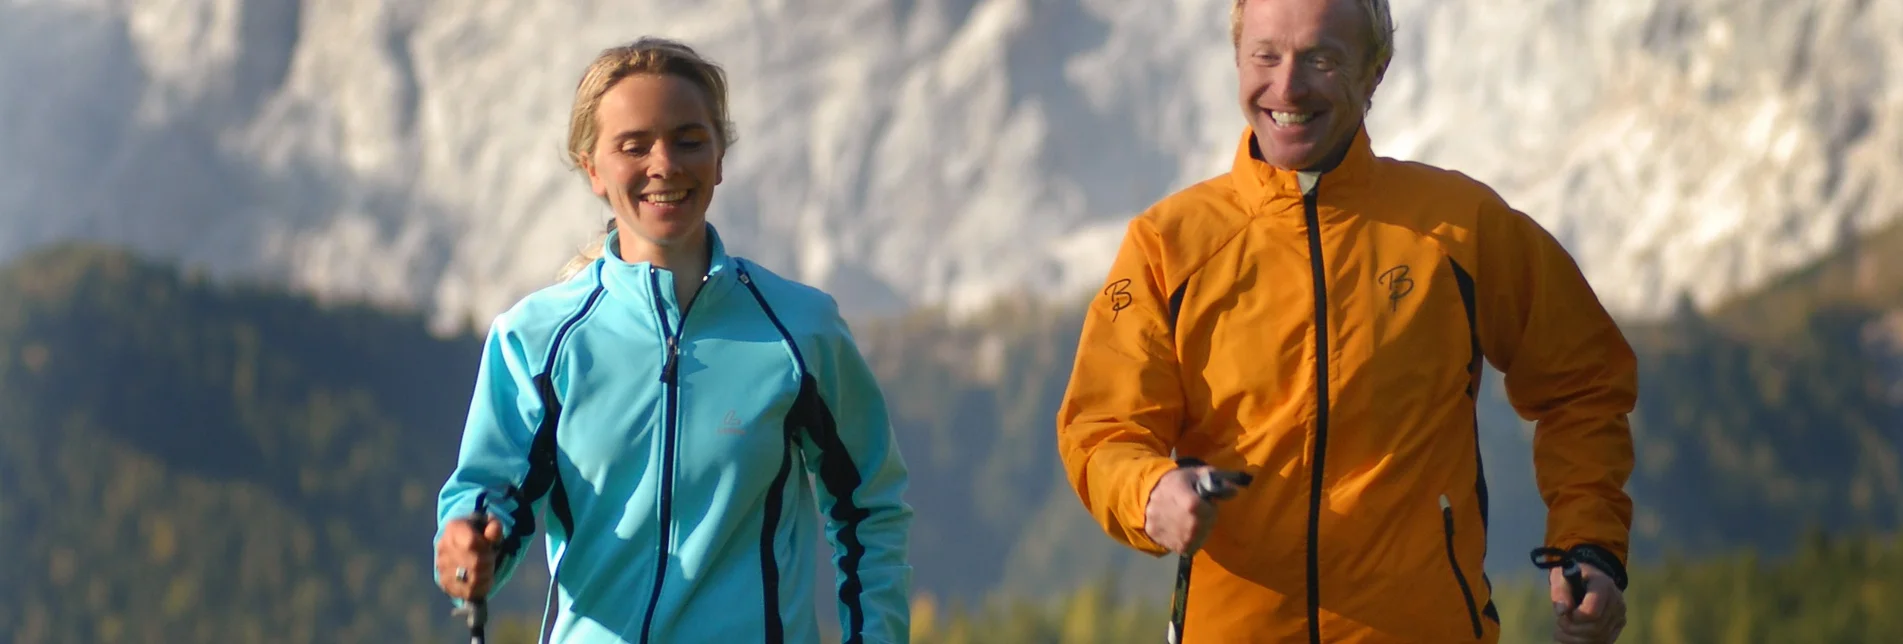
[1570,544,1629,591]
[1124,459,1184,556]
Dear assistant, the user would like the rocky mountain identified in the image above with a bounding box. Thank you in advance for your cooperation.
[3,0,1898,334]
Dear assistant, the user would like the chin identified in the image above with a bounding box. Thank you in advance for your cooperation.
[640,221,705,247]
[1257,145,1321,171]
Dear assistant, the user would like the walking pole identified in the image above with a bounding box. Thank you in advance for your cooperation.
[452,492,491,644]
[1166,459,1252,644]
[1530,547,1589,607]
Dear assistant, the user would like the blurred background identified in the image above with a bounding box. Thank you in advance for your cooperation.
[1,0,1899,641]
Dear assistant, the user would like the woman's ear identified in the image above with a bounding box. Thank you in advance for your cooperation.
[579,152,608,198]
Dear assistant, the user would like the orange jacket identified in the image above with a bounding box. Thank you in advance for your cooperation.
[1056,126,1638,643]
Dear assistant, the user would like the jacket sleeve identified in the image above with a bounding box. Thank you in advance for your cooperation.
[1054,215,1186,557]
[435,318,550,598]
[1473,197,1639,586]
[801,304,914,643]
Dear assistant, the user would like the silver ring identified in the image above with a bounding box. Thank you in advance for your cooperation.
[455,567,468,583]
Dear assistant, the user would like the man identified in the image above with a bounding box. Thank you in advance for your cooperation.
[1053,0,1636,642]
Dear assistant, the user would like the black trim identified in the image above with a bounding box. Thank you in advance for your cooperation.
[497,284,606,567]
[741,262,871,641]
[736,261,809,644]
[491,282,606,644]
[1442,499,1484,638]
[759,430,796,644]
[1569,544,1630,591]
[1449,259,1497,622]
[1300,188,1330,644]
[1448,260,1482,399]
[1166,280,1188,336]
[793,376,872,643]
[639,267,704,644]
[736,263,807,368]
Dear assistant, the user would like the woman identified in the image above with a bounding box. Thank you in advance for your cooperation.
[432,37,914,644]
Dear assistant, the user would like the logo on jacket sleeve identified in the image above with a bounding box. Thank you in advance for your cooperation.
[1378,265,1414,312]
[1103,278,1134,321]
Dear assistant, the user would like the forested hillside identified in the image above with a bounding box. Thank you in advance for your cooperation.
[1,221,1897,641]
[0,244,482,642]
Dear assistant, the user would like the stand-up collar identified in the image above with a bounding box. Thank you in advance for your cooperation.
[596,222,737,310]
[1231,125,1378,211]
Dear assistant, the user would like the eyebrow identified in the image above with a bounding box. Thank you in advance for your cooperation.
[612,123,711,139]
[1249,37,1352,55]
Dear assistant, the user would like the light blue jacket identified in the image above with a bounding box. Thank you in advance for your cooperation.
[436,224,913,644]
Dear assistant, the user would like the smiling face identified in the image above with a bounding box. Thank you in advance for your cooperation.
[580,73,724,252]
[1235,0,1384,171]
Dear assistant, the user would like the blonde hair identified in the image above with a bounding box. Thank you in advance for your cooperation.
[1231,0,1395,83]
[556,38,736,281]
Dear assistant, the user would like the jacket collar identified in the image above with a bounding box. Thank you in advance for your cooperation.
[596,222,736,311]
[1230,124,1378,210]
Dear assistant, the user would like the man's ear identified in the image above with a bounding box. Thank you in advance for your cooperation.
[1363,61,1389,111]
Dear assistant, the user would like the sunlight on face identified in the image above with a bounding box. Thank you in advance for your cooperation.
[1235,0,1381,171]
[583,74,724,251]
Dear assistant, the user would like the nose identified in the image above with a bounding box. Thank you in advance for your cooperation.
[1269,62,1311,104]
[646,141,682,179]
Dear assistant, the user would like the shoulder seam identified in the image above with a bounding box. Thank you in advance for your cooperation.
[535,277,610,378]
[1143,187,1251,296]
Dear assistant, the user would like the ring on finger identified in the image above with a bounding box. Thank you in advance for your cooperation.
[456,567,468,583]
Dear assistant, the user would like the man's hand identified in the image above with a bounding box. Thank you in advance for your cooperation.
[435,512,504,600]
[1145,466,1219,554]
[1550,562,1625,643]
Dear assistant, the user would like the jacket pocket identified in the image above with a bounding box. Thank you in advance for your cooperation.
[1439,495,1484,639]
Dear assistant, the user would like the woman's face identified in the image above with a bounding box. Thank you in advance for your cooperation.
[582,73,724,250]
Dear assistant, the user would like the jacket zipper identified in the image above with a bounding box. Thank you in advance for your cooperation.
[1441,495,1484,638]
[638,267,705,644]
[1300,187,1330,644]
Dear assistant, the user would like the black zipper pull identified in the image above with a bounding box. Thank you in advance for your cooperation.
[661,335,680,384]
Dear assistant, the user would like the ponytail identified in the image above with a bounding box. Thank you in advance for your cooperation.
[557,219,616,281]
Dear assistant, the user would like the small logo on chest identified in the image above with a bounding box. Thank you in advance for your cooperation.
[1378,265,1415,312]
[718,409,745,435]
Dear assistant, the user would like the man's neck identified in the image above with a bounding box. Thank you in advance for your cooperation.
[1250,128,1357,195]
[1295,133,1355,194]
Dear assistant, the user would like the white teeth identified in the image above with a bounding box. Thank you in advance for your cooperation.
[644,190,689,204]
[1271,111,1315,125]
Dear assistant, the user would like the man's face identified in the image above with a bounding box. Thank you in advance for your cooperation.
[1235,0,1382,171]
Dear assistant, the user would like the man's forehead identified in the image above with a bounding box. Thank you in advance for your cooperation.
[1238,0,1365,48]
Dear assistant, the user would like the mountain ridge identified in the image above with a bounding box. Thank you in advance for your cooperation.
[3,0,1899,333]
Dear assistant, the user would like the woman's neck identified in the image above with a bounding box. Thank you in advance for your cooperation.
[618,224,710,307]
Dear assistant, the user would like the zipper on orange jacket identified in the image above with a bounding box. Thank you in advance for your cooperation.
[1442,495,1485,637]
[1300,183,1329,644]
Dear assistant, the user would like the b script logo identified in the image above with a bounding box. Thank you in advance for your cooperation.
[1103,278,1133,321]
[1378,265,1414,312]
